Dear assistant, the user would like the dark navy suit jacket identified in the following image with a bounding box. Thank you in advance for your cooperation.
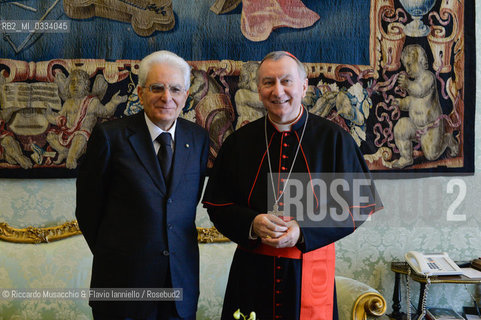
[76,111,209,318]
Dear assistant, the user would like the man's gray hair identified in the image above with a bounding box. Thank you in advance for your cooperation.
[138,50,191,90]
[256,51,307,85]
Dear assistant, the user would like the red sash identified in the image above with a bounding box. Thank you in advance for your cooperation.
[240,243,336,320]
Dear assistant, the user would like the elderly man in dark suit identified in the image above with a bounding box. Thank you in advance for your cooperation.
[76,50,209,320]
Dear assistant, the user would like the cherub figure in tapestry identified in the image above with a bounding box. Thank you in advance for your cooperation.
[234,61,264,129]
[392,44,458,168]
[46,69,127,169]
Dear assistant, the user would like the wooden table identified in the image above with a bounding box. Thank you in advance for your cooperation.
[389,262,481,320]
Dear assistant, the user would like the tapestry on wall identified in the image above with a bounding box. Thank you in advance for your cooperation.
[0,0,475,178]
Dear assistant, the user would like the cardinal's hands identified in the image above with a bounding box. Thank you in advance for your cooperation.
[253,214,301,248]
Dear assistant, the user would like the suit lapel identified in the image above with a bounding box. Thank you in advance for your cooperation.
[127,112,167,195]
[169,119,192,196]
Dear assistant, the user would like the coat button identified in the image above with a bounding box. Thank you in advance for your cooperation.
[162,250,170,256]
[167,199,173,204]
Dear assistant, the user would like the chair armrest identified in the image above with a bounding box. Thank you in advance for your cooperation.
[335,276,387,320]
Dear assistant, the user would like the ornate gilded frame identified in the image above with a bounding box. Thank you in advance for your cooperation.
[0,221,229,244]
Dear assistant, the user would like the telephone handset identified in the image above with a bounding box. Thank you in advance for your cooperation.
[405,251,463,276]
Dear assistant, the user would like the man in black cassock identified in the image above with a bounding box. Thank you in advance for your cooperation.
[202,51,382,320]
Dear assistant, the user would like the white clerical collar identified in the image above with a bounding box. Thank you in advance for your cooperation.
[267,106,303,132]
[144,113,177,144]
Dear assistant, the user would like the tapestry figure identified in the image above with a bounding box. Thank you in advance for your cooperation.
[234,61,264,129]
[393,44,459,168]
[46,70,127,169]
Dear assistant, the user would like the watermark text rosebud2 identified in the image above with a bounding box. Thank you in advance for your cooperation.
[446,178,466,222]
[267,173,473,227]
[0,288,183,301]
[268,173,381,228]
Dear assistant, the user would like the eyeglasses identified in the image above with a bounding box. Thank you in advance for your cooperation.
[144,83,186,97]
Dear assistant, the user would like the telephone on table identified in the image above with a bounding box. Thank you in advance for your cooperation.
[405,251,463,276]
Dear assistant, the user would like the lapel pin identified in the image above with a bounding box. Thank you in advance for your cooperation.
[185,143,190,148]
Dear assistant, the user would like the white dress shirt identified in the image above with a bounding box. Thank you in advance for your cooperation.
[144,113,177,153]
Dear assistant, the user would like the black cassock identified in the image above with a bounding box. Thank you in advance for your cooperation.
[203,110,382,320]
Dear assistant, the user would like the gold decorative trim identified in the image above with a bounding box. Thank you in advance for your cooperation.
[0,221,81,244]
[0,221,229,244]
[353,292,387,320]
[197,226,230,243]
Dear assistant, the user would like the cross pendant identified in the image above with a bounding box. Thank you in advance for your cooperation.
[268,203,283,217]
